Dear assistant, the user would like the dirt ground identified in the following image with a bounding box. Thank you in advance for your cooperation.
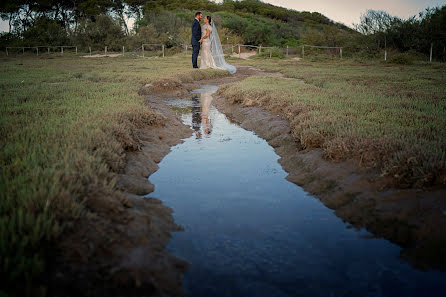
[82,54,122,58]
[230,52,257,59]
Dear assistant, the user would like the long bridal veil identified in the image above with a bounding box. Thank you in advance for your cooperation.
[210,23,237,74]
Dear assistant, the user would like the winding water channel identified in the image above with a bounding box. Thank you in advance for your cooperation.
[147,85,445,297]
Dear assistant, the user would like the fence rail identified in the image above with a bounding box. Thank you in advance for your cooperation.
[4,43,342,60]
[6,46,78,56]
[300,44,343,59]
[4,43,443,62]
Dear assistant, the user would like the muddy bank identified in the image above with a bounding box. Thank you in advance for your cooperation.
[48,93,192,296]
[213,82,446,270]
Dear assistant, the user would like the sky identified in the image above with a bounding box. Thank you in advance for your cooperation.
[253,0,446,27]
[1,0,445,32]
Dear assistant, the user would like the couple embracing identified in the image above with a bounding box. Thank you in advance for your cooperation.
[191,12,236,74]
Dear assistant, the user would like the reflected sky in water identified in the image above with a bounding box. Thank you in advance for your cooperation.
[147,85,445,297]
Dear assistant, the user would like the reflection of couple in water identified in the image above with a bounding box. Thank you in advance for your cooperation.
[191,91,213,138]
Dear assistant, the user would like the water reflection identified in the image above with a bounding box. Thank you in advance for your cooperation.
[192,90,213,139]
[150,85,446,297]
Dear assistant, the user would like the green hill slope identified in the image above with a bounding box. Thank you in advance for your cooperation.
[138,0,359,47]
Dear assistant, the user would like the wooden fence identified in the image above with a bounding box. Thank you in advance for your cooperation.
[4,43,443,62]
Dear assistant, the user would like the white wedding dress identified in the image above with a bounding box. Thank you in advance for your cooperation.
[200,24,236,74]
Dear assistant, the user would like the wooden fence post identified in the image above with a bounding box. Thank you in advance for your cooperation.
[340,48,343,59]
[22,47,25,55]
[47,47,50,54]
[286,45,289,57]
[123,46,125,55]
[259,45,262,55]
[89,46,91,56]
[61,46,63,55]
[269,48,272,58]
[105,46,107,55]
[238,45,241,58]
[162,44,165,57]
[430,42,433,63]
[302,46,304,58]
[75,46,78,54]
[6,48,8,56]
[36,47,39,56]
[384,49,387,61]
[142,45,144,57]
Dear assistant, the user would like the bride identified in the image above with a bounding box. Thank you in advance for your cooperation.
[199,16,236,74]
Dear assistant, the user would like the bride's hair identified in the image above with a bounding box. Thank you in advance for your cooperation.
[206,15,212,25]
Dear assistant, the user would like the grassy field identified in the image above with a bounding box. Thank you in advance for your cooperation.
[2,53,446,293]
[221,57,446,187]
[0,54,227,294]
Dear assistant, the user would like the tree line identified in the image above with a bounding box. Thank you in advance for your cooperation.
[0,0,356,50]
[355,7,446,60]
[0,0,445,60]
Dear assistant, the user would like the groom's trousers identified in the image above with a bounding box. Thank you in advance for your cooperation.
[192,44,200,68]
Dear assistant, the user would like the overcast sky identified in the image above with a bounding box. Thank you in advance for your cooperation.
[1,0,445,32]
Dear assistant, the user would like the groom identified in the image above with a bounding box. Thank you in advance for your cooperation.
[191,11,203,69]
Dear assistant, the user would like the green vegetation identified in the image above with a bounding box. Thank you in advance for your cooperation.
[355,7,446,60]
[1,0,445,60]
[0,54,226,295]
[0,0,356,51]
[0,0,445,293]
[219,58,446,187]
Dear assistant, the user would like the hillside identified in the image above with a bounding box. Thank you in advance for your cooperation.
[138,0,358,47]
[0,0,359,50]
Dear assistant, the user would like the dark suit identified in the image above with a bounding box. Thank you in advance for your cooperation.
[191,18,202,68]
[191,95,201,134]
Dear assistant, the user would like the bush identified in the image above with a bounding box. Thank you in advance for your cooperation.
[22,17,69,46]
[0,32,21,48]
[74,15,125,51]
[388,52,415,65]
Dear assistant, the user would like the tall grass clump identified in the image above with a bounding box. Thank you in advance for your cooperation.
[0,54,200,295]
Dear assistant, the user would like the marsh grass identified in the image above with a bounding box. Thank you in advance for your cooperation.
[0,55,224,294]
[219,58,446,187]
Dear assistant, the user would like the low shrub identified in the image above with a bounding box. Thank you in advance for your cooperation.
[388,52,415,65]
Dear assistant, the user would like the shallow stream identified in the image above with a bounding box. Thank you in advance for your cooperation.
[147,85,445,297]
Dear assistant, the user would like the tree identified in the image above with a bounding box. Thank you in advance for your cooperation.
[355,10,395,49]
[74,14,125,50]
[22,16,69,45]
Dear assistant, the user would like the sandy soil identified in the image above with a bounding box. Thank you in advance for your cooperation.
[230,52,257,59]
[82,54,122,58]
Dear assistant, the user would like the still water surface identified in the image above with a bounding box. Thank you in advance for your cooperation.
[147,85,445,297]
